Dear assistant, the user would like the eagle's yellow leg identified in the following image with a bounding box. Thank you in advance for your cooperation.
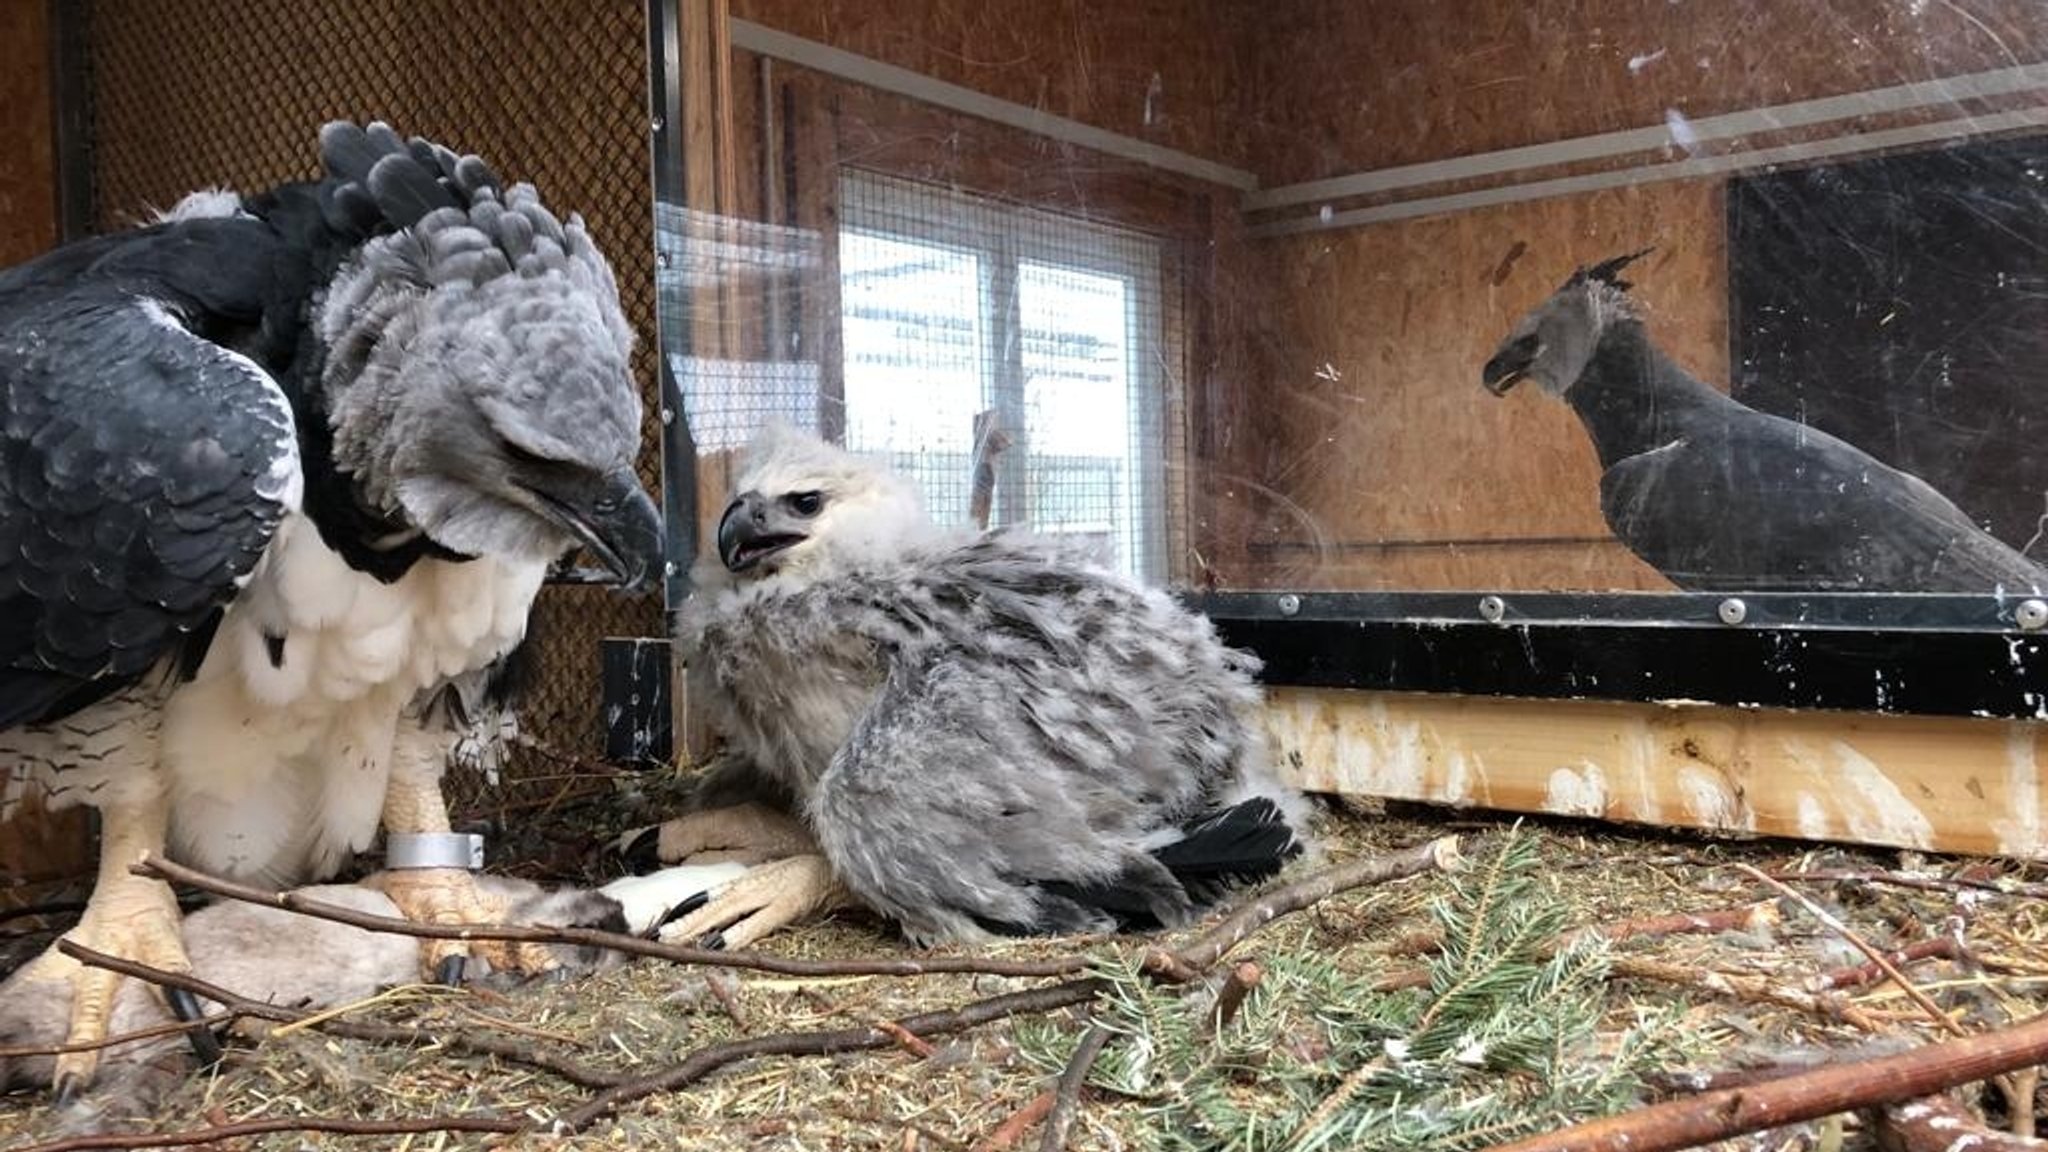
[22,789,190,1096]
[370,739,557,980]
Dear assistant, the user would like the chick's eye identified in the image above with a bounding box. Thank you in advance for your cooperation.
[785,490,825,517]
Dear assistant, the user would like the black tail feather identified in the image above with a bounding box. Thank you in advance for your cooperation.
[986,797,1301,936]
[1152,796,1300,906]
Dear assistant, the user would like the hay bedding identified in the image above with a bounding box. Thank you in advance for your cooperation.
[3,786,2047,1152]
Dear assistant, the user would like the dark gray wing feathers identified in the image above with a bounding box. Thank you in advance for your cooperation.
[0,290,297,727]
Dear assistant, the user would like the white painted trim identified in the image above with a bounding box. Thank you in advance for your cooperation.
[1249,105,2048,237]
[730,19,1260,192]
[1246,60,2048,212]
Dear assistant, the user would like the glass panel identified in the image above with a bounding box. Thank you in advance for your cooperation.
[664,2,2048,620]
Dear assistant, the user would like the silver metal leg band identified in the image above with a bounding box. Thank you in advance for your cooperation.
[384,831,485,871]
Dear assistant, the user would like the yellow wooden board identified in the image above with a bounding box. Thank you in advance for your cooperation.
[1267,687,2046,860]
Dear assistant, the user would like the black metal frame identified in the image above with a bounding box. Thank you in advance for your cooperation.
[1192,591,2048,721]
[646,0,698,611]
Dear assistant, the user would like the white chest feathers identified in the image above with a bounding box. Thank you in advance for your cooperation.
[161,513,548,883]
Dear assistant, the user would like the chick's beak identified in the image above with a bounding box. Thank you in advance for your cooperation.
[718,491,808,573]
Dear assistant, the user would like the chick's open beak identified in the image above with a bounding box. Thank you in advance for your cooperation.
[718,491,808,573]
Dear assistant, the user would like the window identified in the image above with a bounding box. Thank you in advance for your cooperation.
[837,170,1169,582]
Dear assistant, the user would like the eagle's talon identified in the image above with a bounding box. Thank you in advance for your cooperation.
[435,955,467,986]
[656,891,710,934]
[613,826,661,871]
[163,987,224,1066]
[52,1072,80,1110]
[653,854,848,950]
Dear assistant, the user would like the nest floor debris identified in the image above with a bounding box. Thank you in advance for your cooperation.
[4,786,2048,1152]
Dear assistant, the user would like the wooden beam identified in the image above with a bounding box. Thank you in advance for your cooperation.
[1267,687,2048,860]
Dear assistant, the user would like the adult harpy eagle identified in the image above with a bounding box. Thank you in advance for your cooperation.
[0,122,661,1093]
[627,424,1306,948]
[1480,250,2048,593]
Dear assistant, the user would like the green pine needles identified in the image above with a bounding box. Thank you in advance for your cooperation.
[1015,828,1695,1151]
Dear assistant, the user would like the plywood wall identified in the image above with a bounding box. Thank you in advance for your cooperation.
[734,0,1250,170]
[1203,181,1726,591]
[1245,0,2048,186]
[0,0,56,269]
[1201,0,2048,592]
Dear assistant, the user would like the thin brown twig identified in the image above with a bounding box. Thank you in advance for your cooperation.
[1205,962,1263,1038]
[1474,1010,2048,1152]
[1039,1023,1111,1152]
[1145,835,1463,981]
[1583,900,1780,943]
[1766,866,2048,902]
[8,1114,525,1152]
[1809,936,1961,992]
[704,970,750,1029]
[976,1091,1057,1152]
[0,1010,233,1059]
[135,853,1086,980]
[1878,1093,2048,1152]
[1367,955,1881,1029]
[1606,955,1884,1031]
[86,835,1461,1141]
[59,940,625,1089]
[1736,863,1966,1038]
[876,1019,938,1059]
[551,978,1109,1133]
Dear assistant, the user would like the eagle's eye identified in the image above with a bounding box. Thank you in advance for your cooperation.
[784,490,825,518]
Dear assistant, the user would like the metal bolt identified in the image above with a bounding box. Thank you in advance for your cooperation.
[1477,595,1506,623]
[2018,599,2048,631]
[656,250,671,269]
[660,408,675,426]
[1276,594,1301,617]
[1717,597,1748,626]
[663,560,679,578]
[650,116,665,133]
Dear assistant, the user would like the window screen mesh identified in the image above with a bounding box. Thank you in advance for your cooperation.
[671,167,1174,582]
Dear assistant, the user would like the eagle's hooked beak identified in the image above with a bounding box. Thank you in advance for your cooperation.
[1481,333,1541,396]
[532,468,664,591]
[718,491,808,573]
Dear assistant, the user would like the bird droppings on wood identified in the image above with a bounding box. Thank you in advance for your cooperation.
[6,787,2048,1150]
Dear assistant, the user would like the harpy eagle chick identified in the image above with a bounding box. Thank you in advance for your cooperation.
[0,122,660,1094]
[1481,250,2048,593]
[634,424,1307,948]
